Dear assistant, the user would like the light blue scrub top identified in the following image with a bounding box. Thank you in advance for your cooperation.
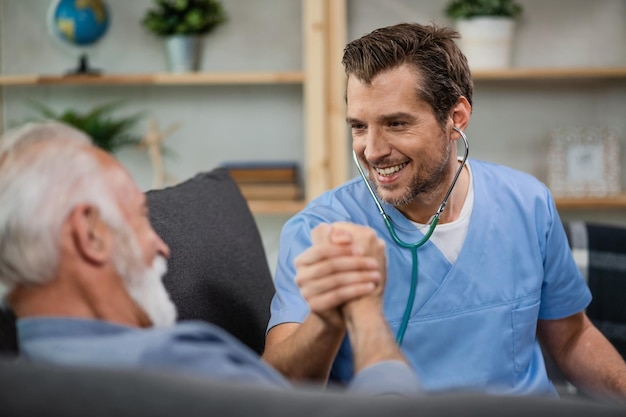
[269,159,592,396]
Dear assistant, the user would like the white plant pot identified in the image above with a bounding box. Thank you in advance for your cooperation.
[456,17,515,70]
[165,35,202,73]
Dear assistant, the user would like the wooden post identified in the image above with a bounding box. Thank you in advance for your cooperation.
[303,0,329,201]
[326,0,348,189]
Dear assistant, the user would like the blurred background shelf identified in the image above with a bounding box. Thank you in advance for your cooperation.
[246,194,626,215]
[555,194,626,210]
[0,71,305,86]
[472,67,626,81]
[2,67,624,86]
[246,199,306,215]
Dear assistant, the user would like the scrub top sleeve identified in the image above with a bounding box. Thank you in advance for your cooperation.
[347,360,422,396]
[267,214,317,331]
[538,195,592,320]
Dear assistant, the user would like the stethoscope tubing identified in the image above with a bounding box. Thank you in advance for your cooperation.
[352,126,470,344]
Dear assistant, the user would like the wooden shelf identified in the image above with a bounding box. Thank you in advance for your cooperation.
[248,195,626,214]
[246,199,306,215]
[1,67,624,87]
[0,71,305,86]
[555,194,626,210]
[247,195,626,213]
[472,67,626,81]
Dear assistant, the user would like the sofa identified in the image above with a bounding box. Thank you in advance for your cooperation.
[3,357,626,417]
[1,168,626,416]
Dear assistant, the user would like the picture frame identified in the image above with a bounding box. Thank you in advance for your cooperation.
[547,127,621,198]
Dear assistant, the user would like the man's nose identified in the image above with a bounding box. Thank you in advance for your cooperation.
[364,128,392,162]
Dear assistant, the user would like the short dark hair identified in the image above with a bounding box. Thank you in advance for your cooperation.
[342,22,473,128]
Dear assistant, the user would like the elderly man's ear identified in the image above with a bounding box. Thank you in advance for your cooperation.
[68,205,112,265]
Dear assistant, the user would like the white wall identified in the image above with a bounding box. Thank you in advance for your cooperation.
[1,0,305,188]
[1,0,625,276]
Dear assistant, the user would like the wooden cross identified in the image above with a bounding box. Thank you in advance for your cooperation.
[139,119,181,189]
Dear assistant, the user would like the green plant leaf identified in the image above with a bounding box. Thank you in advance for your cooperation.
[25,101,147,154]
[445,0,523,19]
[141,0,227,36]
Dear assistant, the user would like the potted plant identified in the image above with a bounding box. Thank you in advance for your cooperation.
[141,0,228,73]
[444,0,523,69]
[27,101,144,153]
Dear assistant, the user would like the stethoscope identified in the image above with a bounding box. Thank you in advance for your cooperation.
[351,126,470,345]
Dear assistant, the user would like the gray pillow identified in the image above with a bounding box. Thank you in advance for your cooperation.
[146,169,275,355]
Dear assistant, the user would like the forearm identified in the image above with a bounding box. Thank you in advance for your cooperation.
[343,304,407,372]
[262,314,346,383]
[264,222,386,382]
[548,318,626,401]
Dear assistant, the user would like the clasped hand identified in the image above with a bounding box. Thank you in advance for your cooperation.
[294,222,387,329]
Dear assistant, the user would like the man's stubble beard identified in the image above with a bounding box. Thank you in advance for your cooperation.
[373,137,451,208]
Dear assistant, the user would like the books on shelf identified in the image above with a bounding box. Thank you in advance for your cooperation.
[220,161,303,201]
[237,183,302,200]
[221,161,299,184]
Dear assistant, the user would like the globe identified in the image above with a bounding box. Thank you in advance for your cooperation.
[49,0,110,46]
[47,0,110,74]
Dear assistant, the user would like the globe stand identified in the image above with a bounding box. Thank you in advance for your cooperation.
[66,53,101,76]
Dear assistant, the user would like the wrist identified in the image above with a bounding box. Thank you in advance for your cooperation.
[311,310,346,335]
[344,309,406,372]
[342,299,383,320]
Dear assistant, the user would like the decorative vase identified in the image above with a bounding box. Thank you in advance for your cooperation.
[164,35,202,73]
[456,17,515,70]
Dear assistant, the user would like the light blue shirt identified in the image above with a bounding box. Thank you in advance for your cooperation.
[269,158,592,396]
[17,317,421,396]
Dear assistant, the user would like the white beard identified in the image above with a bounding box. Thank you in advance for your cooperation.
[112,229,178,328]
[124,255,178,328]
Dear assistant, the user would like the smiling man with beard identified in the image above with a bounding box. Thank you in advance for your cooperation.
[0,121,420,395]
[263,22,626,401]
